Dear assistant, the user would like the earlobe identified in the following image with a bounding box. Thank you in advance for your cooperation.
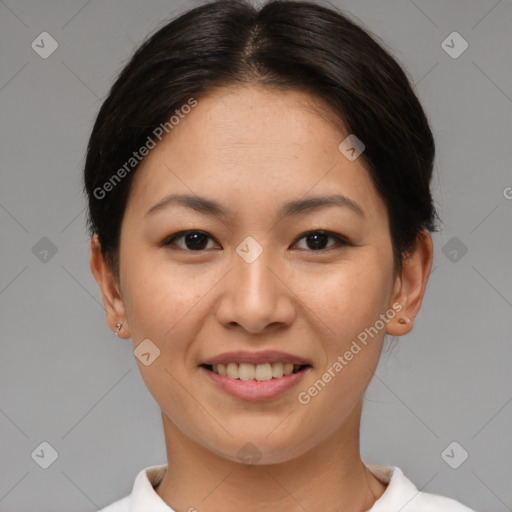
[89,234,130,338]
[115,319,130,339]
[386,230,433,337]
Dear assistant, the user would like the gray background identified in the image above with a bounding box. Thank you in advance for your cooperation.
[1,0,511,510]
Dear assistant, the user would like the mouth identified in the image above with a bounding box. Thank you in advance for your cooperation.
[199,350,313,401]
[200,362,311,381]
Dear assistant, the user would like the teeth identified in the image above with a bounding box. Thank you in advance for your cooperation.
[239,363,255,381]
[272,362,284,378]
[210,362,304,381]
[227,362,238,379]
[255,363,273,381]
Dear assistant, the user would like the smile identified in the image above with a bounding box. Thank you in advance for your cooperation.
[203,362,309,381]
[199,363,312,402]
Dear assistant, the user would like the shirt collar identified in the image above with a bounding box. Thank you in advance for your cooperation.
[129,464,173,511]
[127,462,418,511]
[364,464,420,511]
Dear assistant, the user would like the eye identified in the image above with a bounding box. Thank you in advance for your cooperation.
[162,230,220,251]
[162,229,352,253]
[292,230,352,251]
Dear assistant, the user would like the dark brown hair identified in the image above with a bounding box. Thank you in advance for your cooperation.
[83,0,438,278]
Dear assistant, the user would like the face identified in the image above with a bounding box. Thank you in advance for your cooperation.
[93,85,423,465]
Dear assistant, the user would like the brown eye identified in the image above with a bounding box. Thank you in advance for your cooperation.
[163,230,219,251]
[293,230,351,251]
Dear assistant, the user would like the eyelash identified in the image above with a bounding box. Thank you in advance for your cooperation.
[161,230,353,253]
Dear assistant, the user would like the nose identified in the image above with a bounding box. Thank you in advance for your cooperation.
[214,245,296,334]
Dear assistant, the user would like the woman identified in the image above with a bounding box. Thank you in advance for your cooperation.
[84,0,477,510]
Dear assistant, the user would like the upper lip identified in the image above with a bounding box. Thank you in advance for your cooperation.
[201,350,312,366]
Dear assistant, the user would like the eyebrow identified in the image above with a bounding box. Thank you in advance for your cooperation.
[145,193,365,219]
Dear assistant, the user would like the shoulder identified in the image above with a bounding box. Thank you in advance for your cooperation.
[99,495,130,512]
[366,464,478,512]
[409,492,477,511]
[90,463,169,512]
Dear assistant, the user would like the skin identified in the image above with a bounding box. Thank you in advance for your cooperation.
[91,85,433,512]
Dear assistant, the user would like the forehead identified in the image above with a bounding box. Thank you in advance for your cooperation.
[126,85,386,222]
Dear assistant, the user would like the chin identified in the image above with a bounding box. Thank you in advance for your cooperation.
[206,432,315,467]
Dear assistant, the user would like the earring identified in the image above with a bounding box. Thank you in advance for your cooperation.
[398,317,410,324]
[115,322,124,336]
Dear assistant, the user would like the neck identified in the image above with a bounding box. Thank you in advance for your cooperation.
[155,401,387,511]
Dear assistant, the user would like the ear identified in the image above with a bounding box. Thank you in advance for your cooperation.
[386,230,434,337]
[89,234,130,338]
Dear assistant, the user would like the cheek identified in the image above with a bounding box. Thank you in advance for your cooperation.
[120,250,209,338]
[292,267,391,435]
[119,258,208,424]
[299,259,393,341]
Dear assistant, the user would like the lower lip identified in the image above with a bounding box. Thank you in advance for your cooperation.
[200,366,311,402]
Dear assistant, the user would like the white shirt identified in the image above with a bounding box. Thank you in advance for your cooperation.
[99,463,477,511]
